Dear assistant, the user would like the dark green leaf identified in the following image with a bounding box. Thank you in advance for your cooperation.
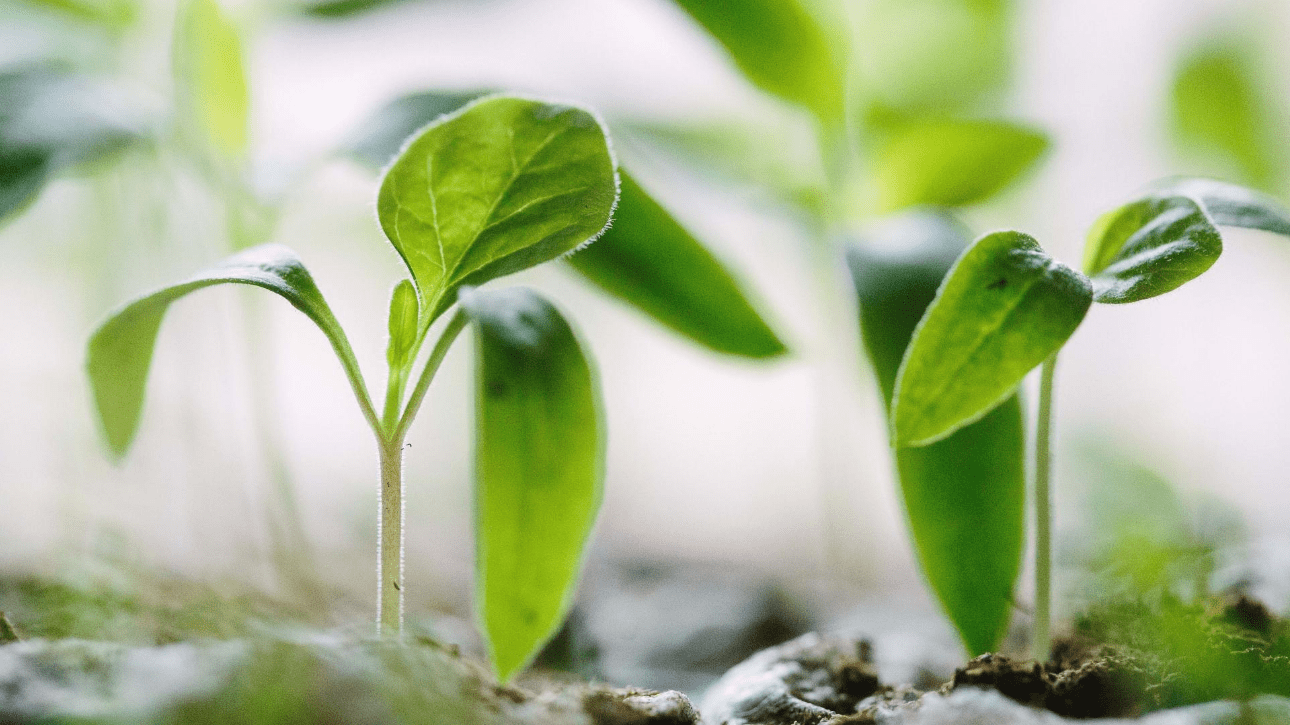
[460,286,602,683]
[345,90,486,169]
[893,231,1091,446]
[174,0,249,156]
[869,119,1048,213]
[87,244,364,458]
[386,279,419,369]
[567,172,786,358]
[377,96,618,325]
[1152,177,1290,237]
[848,212,1024,655]
[1083,195,1222,304]
[298,0,408,18]
[670,0,845,122]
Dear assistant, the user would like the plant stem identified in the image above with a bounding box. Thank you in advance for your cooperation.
[377,436,405,634]
[394,310,469,442]
[1033,354,1057,661]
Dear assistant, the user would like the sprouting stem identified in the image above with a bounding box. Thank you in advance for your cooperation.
[1033,353,1057,661]
[381,362,409,433]
[377,436,405,633]
[394,310,469,442]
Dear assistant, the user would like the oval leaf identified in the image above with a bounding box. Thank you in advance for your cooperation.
[1083,195,1222,304]
[460,287,602,683]
[174,0,249,156]
[869,119,1048,213]
[344,89,486,169]
[385,279,419,369]
[670,0,845,123]
[848,212,1025,655]
[87,244,365,458]
[377,96,618,325]
[1153,177,1290,237]
[893,231,1091,447]
[567,172,787,358]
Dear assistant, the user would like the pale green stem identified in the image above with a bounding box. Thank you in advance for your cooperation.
[1033,354,1057,661]
[377,436,405,634]
[381,363,409,433]
[394,310,470,442]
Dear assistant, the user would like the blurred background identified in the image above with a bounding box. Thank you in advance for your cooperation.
[3,0,1290,693]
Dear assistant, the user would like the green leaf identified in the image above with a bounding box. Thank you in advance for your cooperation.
[567,172,786,358]
[174,0,249,156]
[1083,195,1222,304]
[869,119,1048,213]
[87,244,367,458]
[297,0,409,18]
[460,286,602,683]
[377,96,618,326]
[893,231,1091,447]
[385,279,419,369]
[1171,37,1282,189]
[848,212,1024,655]
[344,90,486,169]
[1152,177,1290,237]
[670,0,845,123]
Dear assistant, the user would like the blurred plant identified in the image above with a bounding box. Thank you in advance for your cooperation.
[87,96,618,682]
[890,177,1290,659]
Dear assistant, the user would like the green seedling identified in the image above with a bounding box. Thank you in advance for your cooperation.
[86,96,619,682]
[890,177,1290,659]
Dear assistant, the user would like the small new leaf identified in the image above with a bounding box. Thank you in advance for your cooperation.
[460,287,602,683]
[1083,195,1222,304]
[377,96,618,326]
[87,244,365,458]
[1153,177,1290,238]
[893,231,1091,447]
[386,279,419,369]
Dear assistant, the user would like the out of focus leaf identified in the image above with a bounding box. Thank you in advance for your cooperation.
[174,0,249,157]
[1171,37,1284,190]
[298,0,409,18]
[670,0,845,123]
[461,286,602,683]
[893,231,1091,447]
[87,245,364,459]
[21,0,136,27]
[568,172,787,358]
[848,211,1025,655]
[376,96,617,325]
[1083,195,1222,304]
[345,90,486,168]
[1152,177,1290,237]
[869,118,1047,212]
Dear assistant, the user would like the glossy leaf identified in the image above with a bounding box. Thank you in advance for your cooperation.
[670,0,845,122]
[87,244,364,458]
[869,119,1048,213]
[567,172,786,358]
[893,231,1091,447]
[174,0,249,156]
[460,287,602,683]
[1153,177,1290,237]
[848,212,1025,655]
[344,90,485,169]
[377,97,618,325]
[0,66,145,223]
[385,279,419,369]
[1083,195,1222,304]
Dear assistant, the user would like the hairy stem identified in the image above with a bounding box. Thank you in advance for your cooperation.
[395,309,469,442]
[377,437,405,634]
[1033,354,1057,661]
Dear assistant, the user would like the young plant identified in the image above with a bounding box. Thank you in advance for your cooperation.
[890,177,1290,659]
[86,96,619,682]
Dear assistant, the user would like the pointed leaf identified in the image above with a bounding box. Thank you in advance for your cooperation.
[460,287,602,683]
[385,279,419,369]
[848,212,1025,655]
[1152,177,1290,237]
[893,231,1091,447]
[344,89,486,169]
[1083,195,1222,304]
[869,119,1048,213]
[174,0,249,156]
[87,244,365,458]
[567,172,786,358]
[377,96,618,325]
[670,0,845,122]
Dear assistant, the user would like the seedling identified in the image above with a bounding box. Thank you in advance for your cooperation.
[890,177,1290,659]
[86,96,619,682]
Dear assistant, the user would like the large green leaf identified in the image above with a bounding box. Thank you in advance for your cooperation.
[670,0,845,123]
[460,286,602,683]
[174,0,249,157]
[1153,177,1290,237]
[893,231,1091,447]
[87,244,367,458]
[0,65,145,223]
[1083,195,1222,304]
[848,212,1024,655]
[377,97,618,326]
[567,172,786,358]
[868,119,1048,213]
[344,90,486,169]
